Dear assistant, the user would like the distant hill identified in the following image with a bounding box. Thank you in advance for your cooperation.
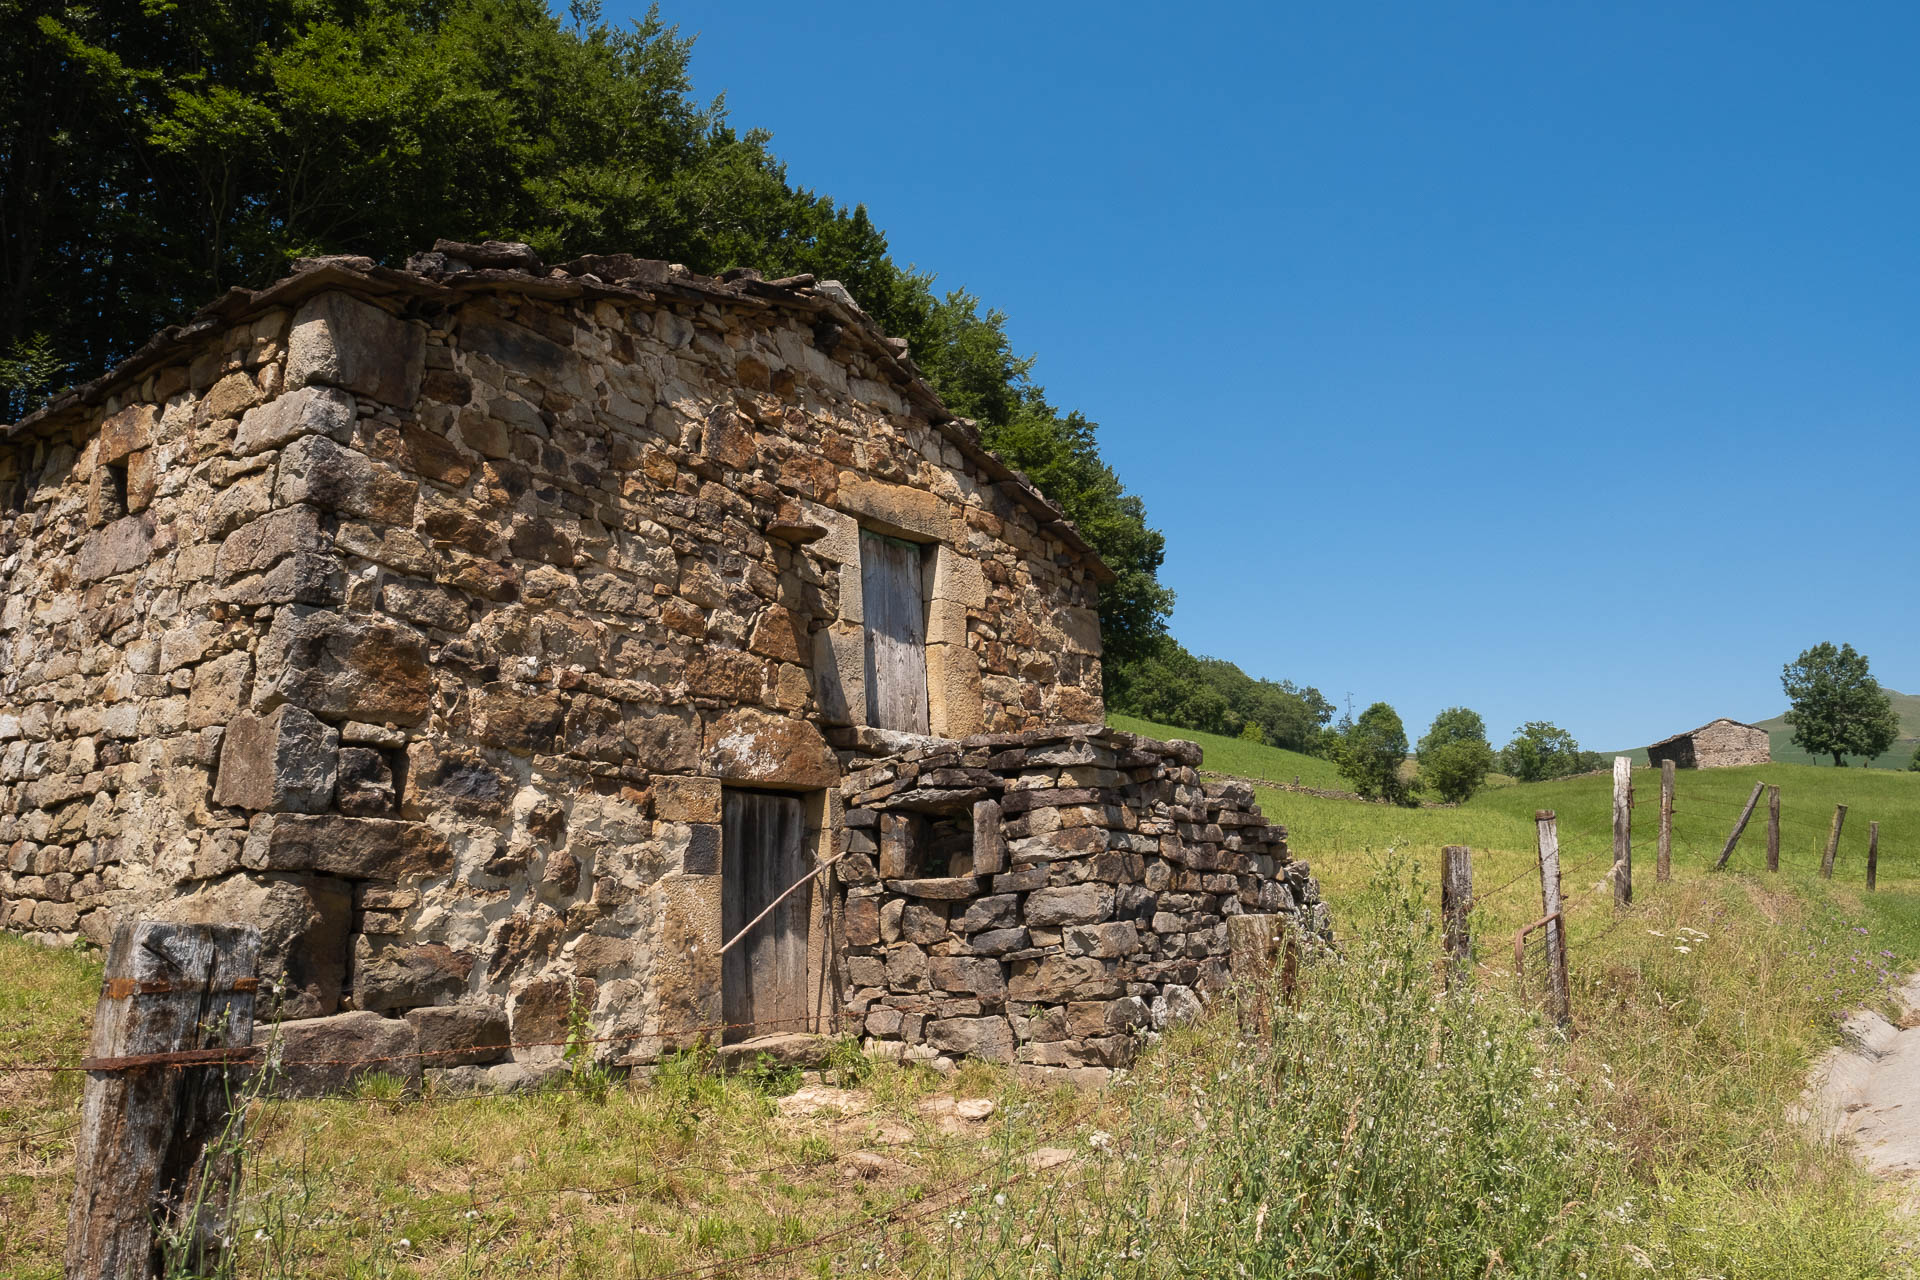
[1617,690,1920,770]
[1753,688,1920,769]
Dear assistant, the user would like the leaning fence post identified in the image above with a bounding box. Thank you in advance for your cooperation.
[1821,804,1848,879]
[1535,811,1570,1027]
[1657,758,1674,883]
[1715,782,1765,870]
[1612,757,1633,908]
[67,921,263,1280]
[1867,821,1880,891]
[1441,845,1473,984]
[1766,785,1780,873]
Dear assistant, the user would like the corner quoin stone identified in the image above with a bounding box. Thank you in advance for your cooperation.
[287,291,426,408]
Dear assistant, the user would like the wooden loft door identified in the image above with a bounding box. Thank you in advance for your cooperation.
[720,789,809,1043]
[860,528,929,733]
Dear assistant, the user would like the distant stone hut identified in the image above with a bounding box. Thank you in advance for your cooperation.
[1645,719,1770,770]
[0,240,1327,1087]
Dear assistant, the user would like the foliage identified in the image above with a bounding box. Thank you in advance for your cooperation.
[1911,744,1920,772]
[1331,701,1415,804]
[1104,638,1332,753]
[0,0,1171,666]
[947,866,1602,1278]
[1782,642,1901,766]
[1415,706,1495,803]
[1499,719,1585,783]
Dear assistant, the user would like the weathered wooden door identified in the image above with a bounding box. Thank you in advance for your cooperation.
[721,789,809,1043]
[860,529,929,733]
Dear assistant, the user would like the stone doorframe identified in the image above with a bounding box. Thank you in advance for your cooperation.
[650,709,844,1050]
[803,475,987,739]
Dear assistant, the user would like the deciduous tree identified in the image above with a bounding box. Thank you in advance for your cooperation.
[1335,703,1415,804]
[1417,707,1494,803]
[1782,642,1899,766]
[1500,721,1582,783]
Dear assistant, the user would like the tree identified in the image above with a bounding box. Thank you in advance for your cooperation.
[1909,744,1919,772]
[1500,721,1583,783]
[1781,642,1899,766]
[1334,702,1415,804]
[0,0,1177,673]
[1416,707,1494,803]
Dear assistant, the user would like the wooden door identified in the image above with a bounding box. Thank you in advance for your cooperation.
[860,529,929,733]
[721,789,809,1043]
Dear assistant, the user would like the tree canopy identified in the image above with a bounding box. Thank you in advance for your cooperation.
[1,0,1172,669]
[1416,707,1494,803]
[1333,702,1415,805]
[1781,642,1900,766]
[1499,721,1584,783]
[1103,642,1333,753]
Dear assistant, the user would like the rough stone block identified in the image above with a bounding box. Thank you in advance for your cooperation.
[966,927,1030,955]
[653,775,721,823]
[258,1010,421,1097]
[1062,920,1140,960]
[957,894,1019,934]
[837,475,957,543]
[472,681,566,754]
[929,956,1006,999]
[336,746,397,816]
[406,1000,510,1067]
[257,607,431,726]
[704,707,838,788]
[353,940,475,1012]
[75,515,153,584]
[242,814,452,880]
[402,739,512,819]
[233,385,356,456]
[510,975,597,1046]
[275,435,416,524]
[187,649,254,729]
[97,404,155,465]
[1025,884,1115,928]
[1008,956,1124,1003]
[928,545,987,607]
[926,644,984,739]
[925,1015,1014,1064]
[213,703,340,812]
[287,291,426,407]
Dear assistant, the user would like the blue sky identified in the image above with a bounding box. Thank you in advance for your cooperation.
[635,0,1917,751]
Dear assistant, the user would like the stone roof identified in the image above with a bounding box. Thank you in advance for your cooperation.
[9,239,1112,581]
[1645,717,1765,750]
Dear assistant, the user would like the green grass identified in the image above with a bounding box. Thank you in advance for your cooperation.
[1107,713,1348,789]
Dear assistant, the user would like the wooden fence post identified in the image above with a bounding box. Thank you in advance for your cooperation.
[1535,811,1570,1027]
[67,921,262,1280]
[1612,757,1632,908]
[1714,782,1765,870]
[1821,804,1848,879]
[1867,822,1879,891]
[1657,758,1674,883]
[1766,785,1780,873]
[1441,845,1473,984]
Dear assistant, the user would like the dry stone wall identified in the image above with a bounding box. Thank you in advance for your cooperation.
[0,245,1107,1084]
[834,725,1330,1083]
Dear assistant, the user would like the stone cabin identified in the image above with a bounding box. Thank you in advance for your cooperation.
[1645,718,1770,770]
[0,241,1326,1086]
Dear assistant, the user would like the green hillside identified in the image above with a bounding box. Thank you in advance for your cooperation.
[1613,689,1920,771]
[1106,714,1347,790]
[1752,688,1920,769]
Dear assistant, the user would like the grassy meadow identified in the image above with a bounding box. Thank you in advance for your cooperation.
[5,718,1920,1277]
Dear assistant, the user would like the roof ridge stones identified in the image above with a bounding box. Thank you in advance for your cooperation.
[11,240,1110,580]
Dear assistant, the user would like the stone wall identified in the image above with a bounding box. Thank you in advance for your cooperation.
[0,245,1108,1080]
[1647,718,1770,770]
[834,725,1329,1084]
